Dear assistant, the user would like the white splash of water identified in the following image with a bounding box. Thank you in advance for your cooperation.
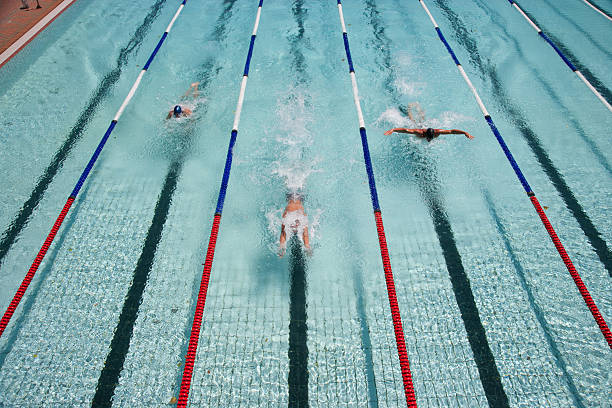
[394,78,425,97]
[272,90,318,193]
[429,111,473,128]
[265,207,322,253]
[377,106,473,129]
[265,89,323,253]
[377,107,412,127]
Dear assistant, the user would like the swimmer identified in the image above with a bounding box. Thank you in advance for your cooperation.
[384,127,473,141]
[166,82,199,119]
[385,102,474,141]
[279,193,311,257]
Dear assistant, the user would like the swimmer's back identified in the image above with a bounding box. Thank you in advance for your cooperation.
[284,199,305,214]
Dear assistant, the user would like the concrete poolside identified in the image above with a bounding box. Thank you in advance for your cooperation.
[0,0,75,68]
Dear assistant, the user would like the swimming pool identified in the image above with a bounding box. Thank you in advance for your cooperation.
[0,0,610,406]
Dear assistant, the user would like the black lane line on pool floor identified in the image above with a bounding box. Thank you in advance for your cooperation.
[0,0,168,270]
[364,1,510,406]
[288,237,309,407]
[92,2,238,401]
[287,1,310,405]
[352,259,379,407]
[435,0,612,279]
[92,160,182,407]
[482,191,586,408]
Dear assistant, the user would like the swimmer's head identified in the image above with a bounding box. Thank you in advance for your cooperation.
[425,127,436,141]
[286,191,304,203]
[173,105,182,117]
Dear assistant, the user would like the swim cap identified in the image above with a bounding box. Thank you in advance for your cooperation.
[425,128,435,141]
[173,105,182,117]
[286,191,305,202]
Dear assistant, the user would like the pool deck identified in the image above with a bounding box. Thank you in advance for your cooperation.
[0,0,76,68]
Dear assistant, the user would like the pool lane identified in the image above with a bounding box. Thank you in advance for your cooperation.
[0,0,222,405]
[359,1,508,406]
[0,0,170,271]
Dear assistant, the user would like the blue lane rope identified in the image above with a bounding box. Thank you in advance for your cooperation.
[359,127,381,211]
[417,0,612,348]
[506,0,612,112]
[70,121,117,198]
[435,27,460,66]
[215,0,263,215]
[484,116,532,193]
[342,33,355,73]
[215,130,238,214]
[144,32,169,71]
[538,32,577,71]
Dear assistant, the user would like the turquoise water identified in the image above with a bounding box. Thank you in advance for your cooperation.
[0,0,610,406]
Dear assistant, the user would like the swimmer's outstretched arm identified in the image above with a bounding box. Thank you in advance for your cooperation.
[384,128,424,136]
[436,129,474,139]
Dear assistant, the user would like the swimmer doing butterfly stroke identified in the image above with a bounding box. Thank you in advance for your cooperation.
[385,102,474,141]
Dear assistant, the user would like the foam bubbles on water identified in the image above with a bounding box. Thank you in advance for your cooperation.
[377,107,412,127]
[394,78,425,97]
[272,159,321,192]
[431,111,473,128]
[377,106,474,130]
[272,90,317,193]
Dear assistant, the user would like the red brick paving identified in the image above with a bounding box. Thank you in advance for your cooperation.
[0,0,67,57]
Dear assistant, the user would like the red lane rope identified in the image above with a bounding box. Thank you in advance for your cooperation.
[177,213,221,407]
[0,197,75,337]
[530,196,612,348]
[374,210,417,407]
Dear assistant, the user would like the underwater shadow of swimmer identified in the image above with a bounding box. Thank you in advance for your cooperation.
[377,130,445,203]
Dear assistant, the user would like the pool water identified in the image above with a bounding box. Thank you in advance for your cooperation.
[0,0,610,406]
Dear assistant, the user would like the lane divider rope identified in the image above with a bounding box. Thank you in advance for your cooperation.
[176,1,263,406]
[335,1,417,406]
[417,0,612,349]
[506,0,612,112]
[581,0,612,21]
[0,0,188,339]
